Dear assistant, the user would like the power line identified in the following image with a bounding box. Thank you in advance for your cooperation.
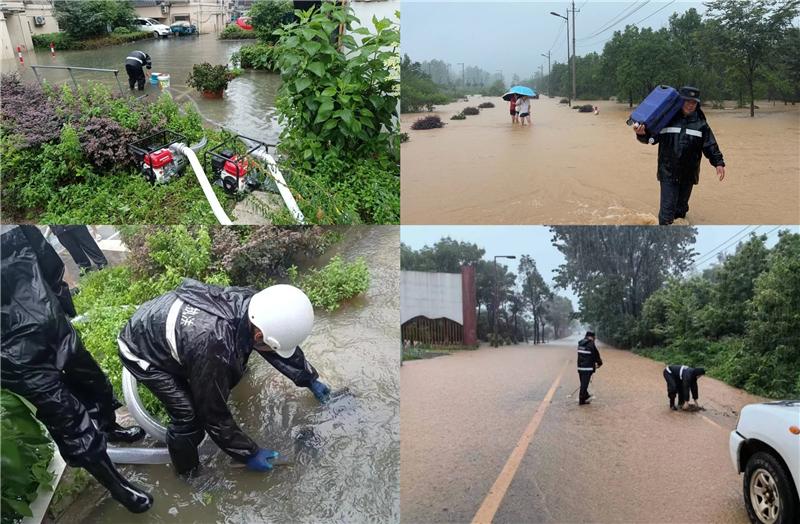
[575,0,679,50]
[578,1,651,42]
[548,21,565,52]
[631,0,677,26]
[691,226,757,269]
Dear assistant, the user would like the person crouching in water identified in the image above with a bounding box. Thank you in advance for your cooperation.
[125,50,152,91]
[634,86,726,225]
[117,279,331,475]
[663,364,705,411]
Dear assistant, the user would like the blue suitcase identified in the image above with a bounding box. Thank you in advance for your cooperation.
[626,85,682,143]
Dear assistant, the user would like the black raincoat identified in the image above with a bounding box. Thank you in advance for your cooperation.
[577,337,602,403]
[637,108,725,184]
[117,278,319,471]
[1,225,120,467]
[663,364,703,405]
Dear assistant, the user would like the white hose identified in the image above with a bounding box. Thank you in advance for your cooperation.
[251,149,305,224]
[171,143,233,225]
[122,367,167,443]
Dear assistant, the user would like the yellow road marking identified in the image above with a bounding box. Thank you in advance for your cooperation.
[471,360,570,524]
[701,414,725,430]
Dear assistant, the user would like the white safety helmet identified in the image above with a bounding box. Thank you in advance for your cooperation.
[248,284,314,358]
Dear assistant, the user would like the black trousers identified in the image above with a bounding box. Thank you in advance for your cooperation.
[53,226,107,271]
[663,369,687,407]
[658,178,694,225]
[125,64,146,90]
[119,355,205,474]
[1,338,119,467]
[578,371,594,403]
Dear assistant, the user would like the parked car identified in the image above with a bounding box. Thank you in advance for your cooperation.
[134,18,171,38]
[730,400,800,524]
[170,21,198,35]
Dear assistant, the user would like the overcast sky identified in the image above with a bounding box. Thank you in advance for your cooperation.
[400,225,796,310]
[403,1,711,82]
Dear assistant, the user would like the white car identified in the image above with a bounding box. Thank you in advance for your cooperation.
[134,18,171,38]
[730,400,800,524]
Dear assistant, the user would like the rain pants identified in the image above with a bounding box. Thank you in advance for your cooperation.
[663,364,702,406]
[117,278,319,473]
[577,337,603,403]
[1,225,120,467]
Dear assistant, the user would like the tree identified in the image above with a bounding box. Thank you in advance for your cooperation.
[704,0,800,116]
[551,226,697,347]
[53,0,135,39]
[518,255,551,344]
[249,0,293,44]
[543,295,575,340]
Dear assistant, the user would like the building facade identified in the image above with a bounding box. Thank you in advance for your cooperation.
[133,0,229,34]
[1,0,59,60]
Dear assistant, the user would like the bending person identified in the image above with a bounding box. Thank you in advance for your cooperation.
[663,364,706,410]
[1,225,152,514]
[117,279,331,475]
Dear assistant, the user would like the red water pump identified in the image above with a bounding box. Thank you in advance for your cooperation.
[128,131,189,184]
[206,134,276,194]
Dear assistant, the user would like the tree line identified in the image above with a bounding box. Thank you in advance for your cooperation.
[400,238,576,345]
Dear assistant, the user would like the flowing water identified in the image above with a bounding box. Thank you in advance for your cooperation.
[401,96,800,225]
[1,0,398,144]
[70,226,400,523]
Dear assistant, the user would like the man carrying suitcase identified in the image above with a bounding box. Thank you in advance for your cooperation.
[634,86,726,225]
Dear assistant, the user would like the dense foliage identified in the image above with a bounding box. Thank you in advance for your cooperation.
[0,76,236,223]
[410,115,445,130]
[1,391,54,524]
[230,42,276,70]
[31,30,151,51]
[635,230,800,398]
[73,226,366,421]
[450,113,466,120]
[186,63,239,93]
[248,0,293,44]
[462,106,479,116]
[269,1,400,224]
[219,24,259,40]
[478,102,495,109]
[53,0,135,40]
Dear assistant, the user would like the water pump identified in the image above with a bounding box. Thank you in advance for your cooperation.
[205,133,277,194]
[128,130,190,184]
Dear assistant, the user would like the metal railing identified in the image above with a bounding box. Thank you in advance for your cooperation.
[30,65,125,96]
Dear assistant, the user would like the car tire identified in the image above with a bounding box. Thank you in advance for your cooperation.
[743,451,798,524]
[153,31,160,38]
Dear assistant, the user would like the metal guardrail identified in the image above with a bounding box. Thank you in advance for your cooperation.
[30,65,125,96]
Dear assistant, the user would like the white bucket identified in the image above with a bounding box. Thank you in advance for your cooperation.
[157,73,171,89]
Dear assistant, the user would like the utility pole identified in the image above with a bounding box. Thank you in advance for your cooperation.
[539,64,544,93]
[540,51,551,98]
[550,10,570,107]
[571,0,579,101]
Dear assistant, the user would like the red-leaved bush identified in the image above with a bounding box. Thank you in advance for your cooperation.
[0,74,64,147]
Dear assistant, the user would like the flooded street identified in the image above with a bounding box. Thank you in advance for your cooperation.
[70,226,400,523]
[402,337,761,523]
[401,96,800,225]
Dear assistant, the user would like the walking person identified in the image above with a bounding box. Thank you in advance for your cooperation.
[634,86,726,225]
[50,225,108,273]
[577,331,602,405]
[1,225,152,514]
[117,279,332,475]
[125,50,152,91]
[663,364,705,411]
[516,95,531,126]
[509,93,518,124]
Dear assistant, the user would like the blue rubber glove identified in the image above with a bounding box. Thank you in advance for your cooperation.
[246,449,278,472]
[309,380,331,403]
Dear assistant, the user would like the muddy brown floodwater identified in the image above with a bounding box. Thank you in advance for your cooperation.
[401,96,800,225]
[402,337,764,523]
[66,226,400,523]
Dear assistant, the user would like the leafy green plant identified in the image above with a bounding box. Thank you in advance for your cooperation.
[1,391,54,523]
[231,43,276,70]
[462,106,479,116]
[288,256,369,312]
[219,24,258,40]
[248,0,293,44]
[478,102,495,108]
[450,112,466,120]
[410,115,445,130]
[186,63,239,93]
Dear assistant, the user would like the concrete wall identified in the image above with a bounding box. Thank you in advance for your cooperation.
[24,6,59,35]
[401,271,463,325]
[135,1,226,33]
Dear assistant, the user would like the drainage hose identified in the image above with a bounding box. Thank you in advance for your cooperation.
[170,142,233,225]
[250,149,305,224]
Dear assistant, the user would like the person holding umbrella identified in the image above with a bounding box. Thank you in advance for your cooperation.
[517,95,532,126]
[509,93,519,124]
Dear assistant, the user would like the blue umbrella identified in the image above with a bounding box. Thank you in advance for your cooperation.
[502,85,536,101]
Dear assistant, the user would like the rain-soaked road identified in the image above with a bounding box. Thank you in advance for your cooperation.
[400,96,800,225]
[401,336,764,523]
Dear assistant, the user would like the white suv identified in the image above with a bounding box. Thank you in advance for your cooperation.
[730,401,800,524]
[134,18,171,38]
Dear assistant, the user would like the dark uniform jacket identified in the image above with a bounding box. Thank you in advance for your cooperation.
[665,364,702,401]
[118,279,319,461]
[577,337,603,372]
[637,108,725,184]
[125,50,152,69]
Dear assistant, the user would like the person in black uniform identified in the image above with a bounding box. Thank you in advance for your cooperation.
[125,50,152,91]
[117,279,331,475]
[1,225,152,514]
[577,331,603,405]
[663,364,705,410]
[634,86,726,225]
[49,225,108,274]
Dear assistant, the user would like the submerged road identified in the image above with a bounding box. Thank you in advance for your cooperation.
[401,337,763,523]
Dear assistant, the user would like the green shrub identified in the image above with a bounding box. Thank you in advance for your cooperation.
[462,106,479,115]
[219,24,258,39]
[288,256,369,312]
[231,43,275,70]
[186,63,239,93]
[248,0,293,44]
[54,0,135,39]
[1,391,54,523]
[450,113,466,120]
[31,30,150,51]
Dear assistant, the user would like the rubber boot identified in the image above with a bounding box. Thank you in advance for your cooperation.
[106,423,146,444]
[82,455,153,513]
